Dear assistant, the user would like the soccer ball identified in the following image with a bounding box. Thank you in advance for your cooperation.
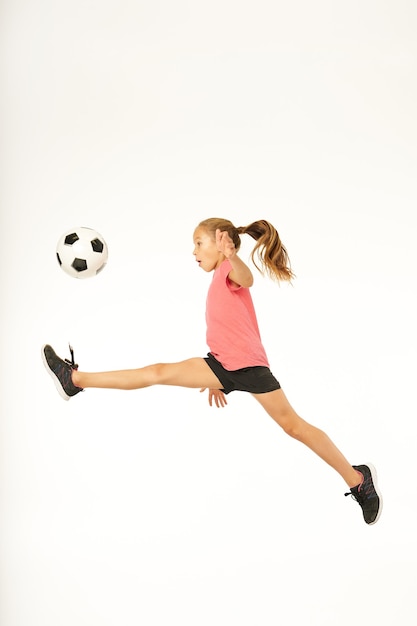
[56,227,108,279]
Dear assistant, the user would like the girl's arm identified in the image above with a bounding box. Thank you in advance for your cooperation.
[216,229,253,288]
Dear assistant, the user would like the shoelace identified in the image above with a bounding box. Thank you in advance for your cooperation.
[344,473,364,502]
[345,489,364,503]
[64,344,79,370]
[345,479,375,503]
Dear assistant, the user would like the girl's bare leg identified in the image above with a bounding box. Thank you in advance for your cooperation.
[72,358,224,391]
[72,359,359,486]
[252,388,361,488]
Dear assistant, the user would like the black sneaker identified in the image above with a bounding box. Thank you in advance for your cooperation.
[345,463,382,525]
[42,344,83,401]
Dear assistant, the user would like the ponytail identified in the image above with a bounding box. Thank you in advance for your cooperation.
[197,217,294,282]
[237,220,294,282]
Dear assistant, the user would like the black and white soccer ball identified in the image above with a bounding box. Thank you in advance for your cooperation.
[56,227,108,279]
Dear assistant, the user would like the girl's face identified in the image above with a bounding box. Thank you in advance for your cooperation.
[193,227,223,272]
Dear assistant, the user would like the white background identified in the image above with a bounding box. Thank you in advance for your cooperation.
[1,1,416,625]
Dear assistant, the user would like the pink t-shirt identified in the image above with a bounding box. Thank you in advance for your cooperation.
[205,259,270,370]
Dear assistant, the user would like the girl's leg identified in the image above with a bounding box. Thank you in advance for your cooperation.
[72,358,224,391]
[252,388,361,488]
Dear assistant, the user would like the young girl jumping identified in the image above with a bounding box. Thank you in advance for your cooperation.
[42,218,382,525]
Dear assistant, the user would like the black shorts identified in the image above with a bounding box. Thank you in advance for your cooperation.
[204,353,281,395]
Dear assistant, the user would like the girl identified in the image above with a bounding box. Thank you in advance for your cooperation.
[42,218,382,525]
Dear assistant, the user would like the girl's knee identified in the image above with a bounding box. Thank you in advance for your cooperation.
[275,411,305,439]
[143,363,166,385]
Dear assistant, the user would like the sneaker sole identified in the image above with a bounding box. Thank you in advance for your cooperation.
[365,462,383,525]
[41,345,71,401]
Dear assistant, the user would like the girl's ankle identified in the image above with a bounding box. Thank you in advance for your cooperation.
[72,370,82,387]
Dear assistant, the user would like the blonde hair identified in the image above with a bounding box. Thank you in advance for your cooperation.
[197,217,295,282]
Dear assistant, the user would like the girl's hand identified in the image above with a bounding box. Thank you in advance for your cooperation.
[216,229,236,259]
[200,387,228,408]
